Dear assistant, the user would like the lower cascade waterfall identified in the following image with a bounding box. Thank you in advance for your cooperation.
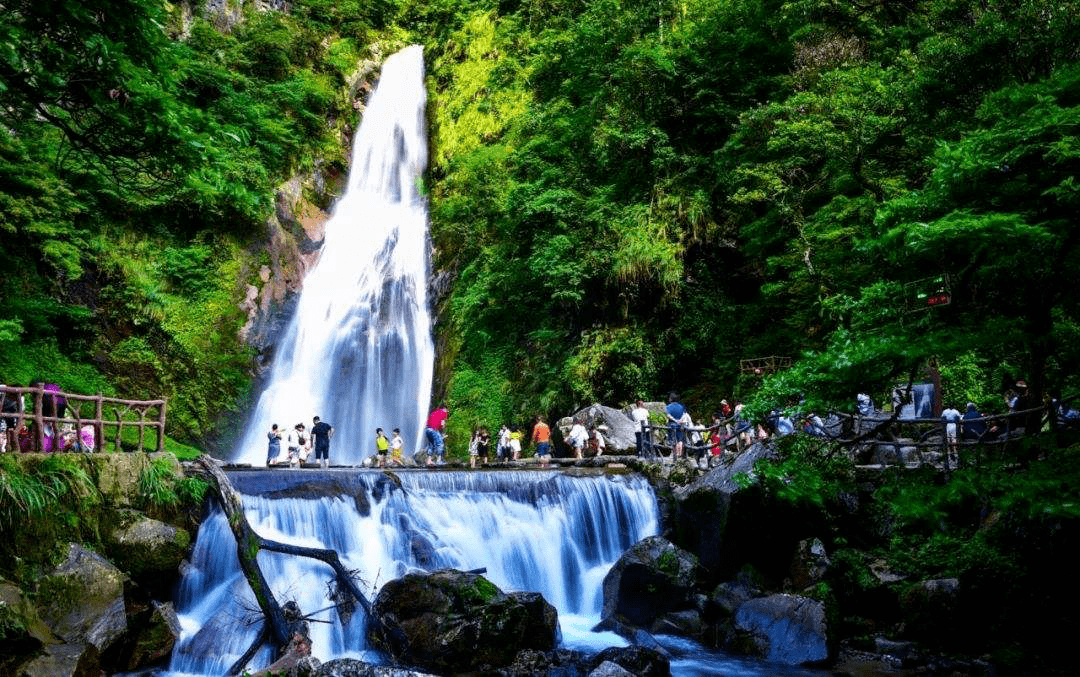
[166,471,660,675]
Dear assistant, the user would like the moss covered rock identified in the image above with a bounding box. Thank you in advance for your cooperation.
[367,569,558,673]
[93,453,179,507]
[36,543,128,653]
[104,509,190,583]
[599,536,702,629]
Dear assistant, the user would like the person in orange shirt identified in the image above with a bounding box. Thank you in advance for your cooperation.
[531,415,552,467]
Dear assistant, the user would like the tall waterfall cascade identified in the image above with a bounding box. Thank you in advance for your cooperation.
[233,44,433,466]
[165,471,661,675]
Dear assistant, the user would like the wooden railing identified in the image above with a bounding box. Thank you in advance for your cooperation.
[0,385,167,453]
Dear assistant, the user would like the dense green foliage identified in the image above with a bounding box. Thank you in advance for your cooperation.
[748,433,1080,671]
[2,0,1074,451]
[1,1,399,450]
[416,0,1080,438]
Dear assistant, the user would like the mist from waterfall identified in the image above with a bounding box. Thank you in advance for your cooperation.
[232,44,432,466]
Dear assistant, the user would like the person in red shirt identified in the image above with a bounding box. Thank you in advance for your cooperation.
[425,404,449,466]
[531,416,552,467]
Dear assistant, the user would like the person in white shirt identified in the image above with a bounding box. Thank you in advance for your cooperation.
[631,399,651,456]
[942,404,962,453]
[567,421,588,459]
[285,424,303,467]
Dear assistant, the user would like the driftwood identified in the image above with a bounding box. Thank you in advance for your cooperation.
[196,455,371,675]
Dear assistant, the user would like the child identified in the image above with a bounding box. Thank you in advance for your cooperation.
[468,429,480,468]
[477,427,490,466]
[497,425,511,461]
[390,428,404,466]
[509,427,523,460]
[375,428,389,467]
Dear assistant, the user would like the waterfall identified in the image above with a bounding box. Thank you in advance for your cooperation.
[165,470,661,675]
[232,44,433,466]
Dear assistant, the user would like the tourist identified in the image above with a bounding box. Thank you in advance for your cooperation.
[425,404,449,466]
[680,410,702,464]
[266,423,281,466]
[962,403,987,441]
[311,416,334,469]
[375,428,389,467]
[719,399,734,437]
[31,379,66,452]
[942,404,962,453]
[802,412,827,438]
[390,428,404,466]
[857,392,874,417]
[299,423,312,463]
[566,420,588,459]
[286,423,304,467]
[531,416,552,467]
[60,424,95,453]
[468,428,481,468]
[0,385,19,452]
[631,399,651,456]
[497,424,512,462]
[587,425,606,457]
[732,401,753,448]
[665,391,686,459]
[476,427,490,466]
[509,426,523,460]
[708,413,726,465]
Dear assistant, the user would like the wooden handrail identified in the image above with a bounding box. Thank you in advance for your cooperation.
[0,385,167,453]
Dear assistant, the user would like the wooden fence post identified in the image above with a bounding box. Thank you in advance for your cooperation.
[95,393,104,454]
[32,385,44,452]
[158,399,167,452]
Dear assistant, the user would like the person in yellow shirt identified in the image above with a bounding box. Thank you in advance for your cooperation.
[375,428,389,467]
[509,427,523,460]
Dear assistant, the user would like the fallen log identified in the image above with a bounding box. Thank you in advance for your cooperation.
[195,455,371,675]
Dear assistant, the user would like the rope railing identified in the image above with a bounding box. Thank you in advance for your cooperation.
[0,384,167,453]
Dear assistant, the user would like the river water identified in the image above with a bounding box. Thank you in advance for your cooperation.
[164,469,830,676]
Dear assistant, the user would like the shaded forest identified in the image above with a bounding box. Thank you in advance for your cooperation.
[1,0,1078,448]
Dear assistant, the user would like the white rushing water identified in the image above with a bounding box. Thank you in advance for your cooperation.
[165,470,661,675]
[232,45,433,466]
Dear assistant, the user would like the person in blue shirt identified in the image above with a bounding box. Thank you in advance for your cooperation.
[665,391,686,459]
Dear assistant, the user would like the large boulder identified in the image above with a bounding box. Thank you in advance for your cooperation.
[588,645,671,677]
[733,594,829,666]
[110,600,182,671]
[15,642,100,677]
[367,569,558,673]
[672,443,809,585]
[599,536,701,630]
[104,509,190,593]
[36,544,128,653]
[560,403,643,453]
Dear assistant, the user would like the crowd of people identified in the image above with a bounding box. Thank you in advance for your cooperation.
[11,377,1073,468]
[0,381,96,453]
[266,416,335,468]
